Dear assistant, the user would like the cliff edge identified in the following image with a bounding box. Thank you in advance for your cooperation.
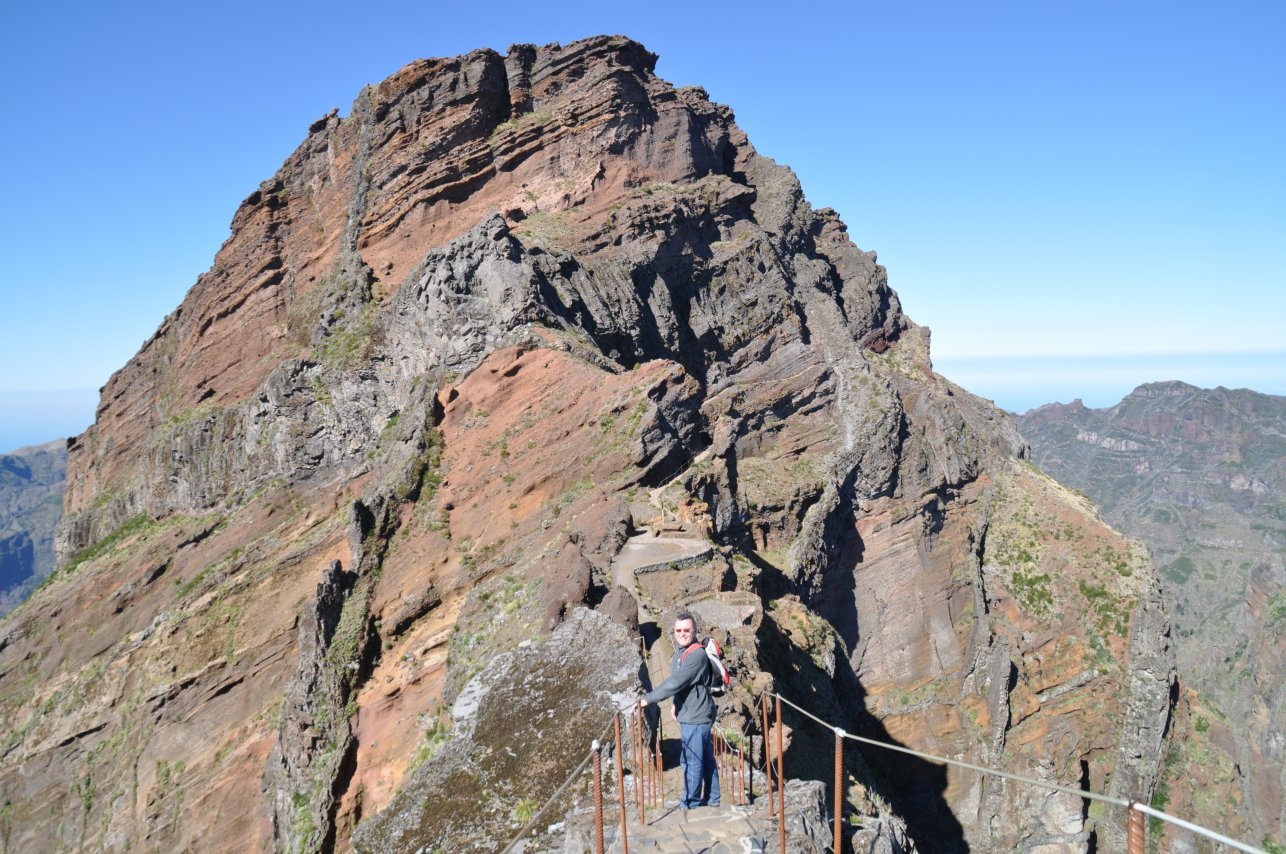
[0,37,1175,852]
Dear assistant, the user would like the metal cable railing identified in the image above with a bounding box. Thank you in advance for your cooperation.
[773,691,1127,809]
[768,690,1267,854]
[499,653,1268,854]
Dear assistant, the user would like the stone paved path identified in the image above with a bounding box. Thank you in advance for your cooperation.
[607,803,771,853]
[613,534,713,583]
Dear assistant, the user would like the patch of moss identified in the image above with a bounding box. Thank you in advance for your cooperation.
[1078,580,1130,637]
[326,582,371,689]
[490,107,555,137]
[56,514,155,581]
[408,715,454,773]
[1266,592,1286,626]
[549,475,594,519]
[514,209,572,247]
[512,797,538,824]
[318,302,377,371]
[1010,566,1054,614]
[443,573,541,701]
[164,401,221,429]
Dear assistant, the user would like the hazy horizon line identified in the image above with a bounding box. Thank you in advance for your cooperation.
[3,351,1283,453]
[2,349,1284,395]
[930,348,1286,363]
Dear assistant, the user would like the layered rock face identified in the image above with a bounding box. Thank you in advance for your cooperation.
[1019,383,1286,850]
[0,440,67,616]
[0,37,1175,852]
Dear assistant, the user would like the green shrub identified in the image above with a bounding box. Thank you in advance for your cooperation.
[409,717,453,772]
[513,797,538,824]
[57,514,155,580]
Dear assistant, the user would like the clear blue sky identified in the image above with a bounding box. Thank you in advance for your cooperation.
[1,1,1283,452]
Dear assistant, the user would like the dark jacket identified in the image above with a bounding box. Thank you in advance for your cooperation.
[644,643,715,725]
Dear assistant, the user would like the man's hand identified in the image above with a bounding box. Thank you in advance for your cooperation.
[638,698,649,708]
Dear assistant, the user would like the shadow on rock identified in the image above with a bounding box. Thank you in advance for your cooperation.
[758,599,968,853]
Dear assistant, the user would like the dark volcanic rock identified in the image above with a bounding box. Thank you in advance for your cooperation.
[0,36,1180,854]
[265,558,359,853]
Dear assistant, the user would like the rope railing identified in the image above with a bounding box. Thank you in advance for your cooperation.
[502,683,1266,853]
[767,690,1267,854]
[772,691,1128,809]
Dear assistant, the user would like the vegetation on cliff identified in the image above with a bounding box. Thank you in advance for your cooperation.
[0,36,1183,853]
[1019,382,1285,850]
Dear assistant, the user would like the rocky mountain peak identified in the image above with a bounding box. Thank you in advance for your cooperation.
[1132,380,1201,399]
[1018,397,1086,425]
[56,33,908,557]
[0,37,1180,853]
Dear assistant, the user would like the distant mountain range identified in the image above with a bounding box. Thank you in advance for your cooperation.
[1018,381,1285,848]
[0,440,67,616]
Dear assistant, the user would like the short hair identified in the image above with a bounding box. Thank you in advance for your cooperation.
[673,611,697,631]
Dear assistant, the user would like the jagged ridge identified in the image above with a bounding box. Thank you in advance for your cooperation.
[0,36,1177,853]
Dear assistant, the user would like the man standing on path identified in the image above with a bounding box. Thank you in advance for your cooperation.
[639,612,720,809]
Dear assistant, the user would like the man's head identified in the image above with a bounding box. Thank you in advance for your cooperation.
[673,612,697,644]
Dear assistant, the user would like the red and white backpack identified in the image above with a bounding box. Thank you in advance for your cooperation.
[682,637,731,696]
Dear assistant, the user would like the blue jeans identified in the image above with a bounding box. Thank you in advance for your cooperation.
[678,721,721,808]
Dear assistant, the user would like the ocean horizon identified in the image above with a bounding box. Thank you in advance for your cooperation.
[933,350,1286,414]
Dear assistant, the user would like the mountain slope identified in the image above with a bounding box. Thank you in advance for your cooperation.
[0,37,1175,852]
[1018,382,1285,849]
[0,440,67,617]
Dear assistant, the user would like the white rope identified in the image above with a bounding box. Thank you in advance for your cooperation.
[768,692,1266,852]
[771,691,1125,804]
